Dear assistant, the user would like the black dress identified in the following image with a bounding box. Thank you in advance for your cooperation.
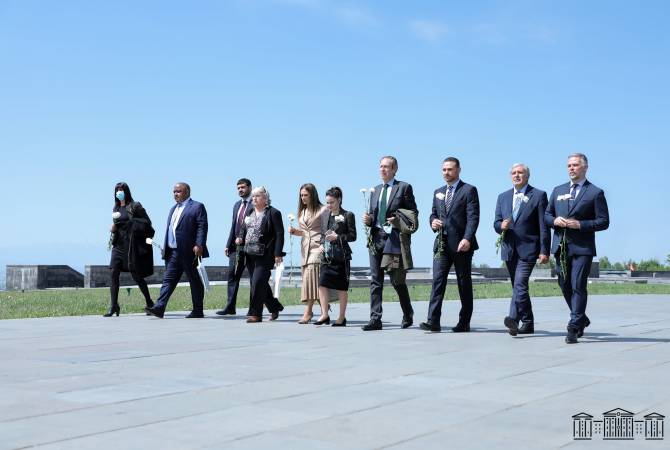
[109,206,131,272]
[319,214,352,291]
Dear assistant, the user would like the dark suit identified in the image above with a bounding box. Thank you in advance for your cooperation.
[426,180,480,327]
[154,198,209,314]
[367,180,417,321]
[494,185,550,324]
[238,206,285,319]
[545,180,609,331]
[222,198,253,311]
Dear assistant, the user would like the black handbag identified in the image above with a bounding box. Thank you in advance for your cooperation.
[324,238,347,264]
[244,242,266,256]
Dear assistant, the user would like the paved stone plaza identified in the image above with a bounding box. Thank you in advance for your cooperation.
[1,295,669,449]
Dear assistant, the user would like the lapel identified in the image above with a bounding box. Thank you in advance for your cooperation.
[568,180,590,215]
[502,188,514,220]
[386,180,400,210]
[175,200,192,229]
[514,185,534,222]
[166,204,177,229]
[370,184,382,219]
[436,185,448,220]
[556,182,571,217]
[447,181,465,216]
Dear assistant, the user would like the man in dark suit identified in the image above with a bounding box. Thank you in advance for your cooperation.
[545,153,609,343]
[216,178,252,316]
[494,163,550,336]
[146,182,209,319]
[361,156,418,331]
[420,157,479,333]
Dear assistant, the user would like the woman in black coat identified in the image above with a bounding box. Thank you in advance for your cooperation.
[235,186,285,323]
[106,182,155,316]
[318,187,356,326]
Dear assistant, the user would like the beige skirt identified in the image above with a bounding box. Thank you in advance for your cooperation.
[301,262,321,302]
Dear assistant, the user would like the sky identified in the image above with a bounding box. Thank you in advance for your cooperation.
[1,0,669,283]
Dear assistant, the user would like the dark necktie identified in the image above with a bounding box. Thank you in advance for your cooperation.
[235,200,247,234]
[444,185,455,215]
[378,184,389,226]
[512,193,522,221]
[569,184,578,206]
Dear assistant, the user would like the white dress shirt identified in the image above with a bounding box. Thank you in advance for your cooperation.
[168,198,191,249]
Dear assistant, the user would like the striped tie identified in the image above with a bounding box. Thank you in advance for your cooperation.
[444,185,455,215]
[512,194,522,221]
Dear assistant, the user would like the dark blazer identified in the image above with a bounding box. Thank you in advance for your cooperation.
[226,198,253,251]
[162,198,209,261]
[238,206,285,262]
[494,185,550,261]
[320,209,357,260]
[430,181,480,252]
[544,180,609,256]
[369,180,417,227]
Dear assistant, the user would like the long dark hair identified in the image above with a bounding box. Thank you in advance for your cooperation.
[113,182,134,209]
[297,183,322,217]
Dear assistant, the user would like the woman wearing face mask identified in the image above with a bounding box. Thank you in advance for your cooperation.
[106,182,156,316]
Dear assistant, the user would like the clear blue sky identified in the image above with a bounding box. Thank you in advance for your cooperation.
[1,0,668,277]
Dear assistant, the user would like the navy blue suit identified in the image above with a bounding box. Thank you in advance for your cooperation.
[154,198,209,314]
[427,181,480,327]
[545,180,609,331]
[222,198,253,311]
[494,185,550,324]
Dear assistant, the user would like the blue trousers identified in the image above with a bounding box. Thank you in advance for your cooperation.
[505,257,535,324]
[556,253,592,330]
[154,249,204,314]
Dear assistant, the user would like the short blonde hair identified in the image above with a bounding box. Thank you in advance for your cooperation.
[251,186,271,205]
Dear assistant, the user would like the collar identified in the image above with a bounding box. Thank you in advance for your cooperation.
[241,196,251,203]
[570,178,586,189]
[446,179,460,189]
[176,198,192,208]
[381,178,396,188]
[514,184,528,195]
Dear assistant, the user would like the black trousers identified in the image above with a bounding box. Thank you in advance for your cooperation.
[246,254,283,318]
[109,267,152,308]
[153,249,204,314]
[368,244,413,322]
[223,251,247,310]
[427,248,473,326]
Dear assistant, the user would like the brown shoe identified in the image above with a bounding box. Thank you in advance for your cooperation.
[246,316,262,323]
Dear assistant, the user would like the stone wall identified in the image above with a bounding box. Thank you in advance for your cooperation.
[6,265,85,290]
[84,265,230,288]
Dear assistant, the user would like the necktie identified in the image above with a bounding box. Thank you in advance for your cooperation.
[512,193,522,221]
[444,185,454,215]
[378,184,388,226]
[235,200,247,234]
[168,203,182,248]
[569,184,578,207]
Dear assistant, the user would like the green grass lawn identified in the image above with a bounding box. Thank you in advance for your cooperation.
[1,282,669,320]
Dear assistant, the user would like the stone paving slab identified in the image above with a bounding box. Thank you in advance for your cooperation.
[1,295,669,449]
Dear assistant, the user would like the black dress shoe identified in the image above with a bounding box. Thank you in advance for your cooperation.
[361,320,382,331]
[332,318,347,327]
[401,314,413,329]
[145,306,164,318]
[577,317,591,338]
[504,316,518,336]
[145,300,155,315]
[103,305,120,317]
[269,311,280,321]
[451,323,470,333]
[419,322,441,332]
[216,307,236,316]
[185,311,204,318]
[314,316,330,325]
[566,328,578,344]
[518,322,534,334]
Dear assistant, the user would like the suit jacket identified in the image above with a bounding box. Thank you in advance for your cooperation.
[494,185,550,261]
[544,180,609,256]
[238,206,285,262]
[163,199,209,261]
[430,181,480,252]
[369,180,418,229]
[226,198,253,251]
[320,208,356,260]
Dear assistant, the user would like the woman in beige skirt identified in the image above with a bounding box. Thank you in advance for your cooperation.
[288,183,328,324]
